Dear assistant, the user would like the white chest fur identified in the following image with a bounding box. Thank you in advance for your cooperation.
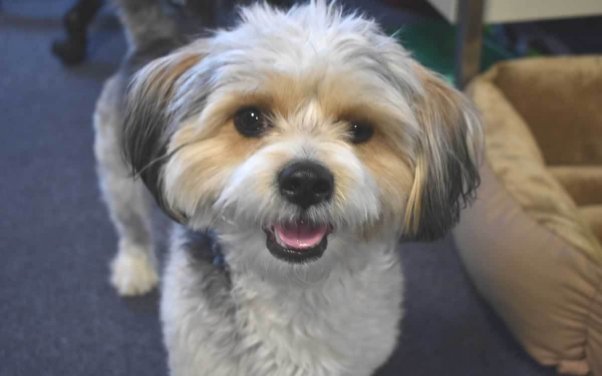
[161,233,403,376]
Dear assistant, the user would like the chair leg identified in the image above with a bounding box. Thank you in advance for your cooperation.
[454,0,484,89]
[51,0,104,66]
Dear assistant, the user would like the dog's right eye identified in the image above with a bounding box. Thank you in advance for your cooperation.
[234,107,269,137]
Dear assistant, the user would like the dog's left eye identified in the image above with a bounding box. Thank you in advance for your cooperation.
[234,107,269,137]
[348,121,374,144]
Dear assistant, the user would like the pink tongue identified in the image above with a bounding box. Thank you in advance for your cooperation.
[274,223,328,250]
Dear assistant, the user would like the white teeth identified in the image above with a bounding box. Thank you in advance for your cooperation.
[271,227,286,248]
[274,229,284,247]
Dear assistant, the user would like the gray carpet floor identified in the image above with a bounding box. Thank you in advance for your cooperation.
[0,1,556,375]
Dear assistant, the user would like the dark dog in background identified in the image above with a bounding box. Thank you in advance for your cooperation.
[52,0,294,64]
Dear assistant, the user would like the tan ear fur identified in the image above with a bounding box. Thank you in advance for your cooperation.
[122,42,206,222]
[402,64,482,240]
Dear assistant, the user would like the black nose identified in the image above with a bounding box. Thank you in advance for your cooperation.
[278,161,334,209]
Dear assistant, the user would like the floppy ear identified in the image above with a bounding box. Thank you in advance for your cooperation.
[402,65,483,241]
[122,44,204,222]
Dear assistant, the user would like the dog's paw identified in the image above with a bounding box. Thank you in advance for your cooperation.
[110,245,158,296]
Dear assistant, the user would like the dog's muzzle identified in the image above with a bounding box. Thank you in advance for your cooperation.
[264,161,334,263]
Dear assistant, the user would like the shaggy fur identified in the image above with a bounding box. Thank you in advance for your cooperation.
[94,1,482,375]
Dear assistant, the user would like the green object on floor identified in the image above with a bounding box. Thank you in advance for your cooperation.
[392,22,515,83]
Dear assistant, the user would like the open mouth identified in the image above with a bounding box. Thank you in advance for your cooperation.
[265,220,332,264]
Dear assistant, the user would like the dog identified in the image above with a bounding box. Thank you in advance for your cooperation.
[94,1,482,375]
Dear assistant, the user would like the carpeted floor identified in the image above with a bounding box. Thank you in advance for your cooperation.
[0,1,555,375]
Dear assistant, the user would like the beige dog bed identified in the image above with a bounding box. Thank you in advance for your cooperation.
[453,57,602,374]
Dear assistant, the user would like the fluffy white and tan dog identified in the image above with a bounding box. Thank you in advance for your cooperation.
[94,1,481,375]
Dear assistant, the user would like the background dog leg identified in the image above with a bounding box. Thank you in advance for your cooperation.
[51,0,104,65]
[94,77,158,296]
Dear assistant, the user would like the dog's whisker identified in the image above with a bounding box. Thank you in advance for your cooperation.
[132,141,193,181]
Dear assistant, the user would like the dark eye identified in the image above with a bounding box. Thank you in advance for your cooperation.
[348,121,374,144]
[234,107,269,137]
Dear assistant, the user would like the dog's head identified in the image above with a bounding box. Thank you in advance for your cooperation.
[123,1,481,274]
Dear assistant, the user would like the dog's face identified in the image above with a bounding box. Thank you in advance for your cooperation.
[123,2,481,275]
